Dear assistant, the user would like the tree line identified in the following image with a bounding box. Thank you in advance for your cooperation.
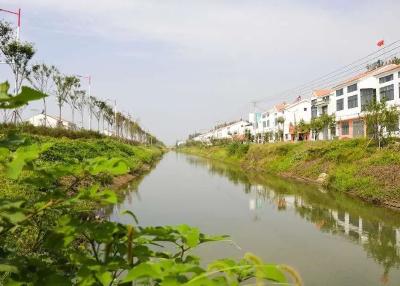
[0,20,162,145]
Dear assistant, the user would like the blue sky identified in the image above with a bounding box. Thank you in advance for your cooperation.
[0,0,399,144]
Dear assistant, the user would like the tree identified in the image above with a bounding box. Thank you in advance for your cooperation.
[68,89,86,127]
[276,116,285,141]
[0,21,35,123]
[54,73,80,125]
[364,100,400,148]
[74,90,86,129]
[295,119,311,141]
[103,103,115,135]
[91,98,104,132]
[310,114,335,140]
[28,64,58,126]
[95,99,107,132]
[244,129,253,142]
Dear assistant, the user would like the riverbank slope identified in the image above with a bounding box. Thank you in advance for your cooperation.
[179,140,400,210]
[0,127,164,203]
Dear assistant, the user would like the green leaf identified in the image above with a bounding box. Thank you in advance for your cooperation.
[0,85,48,109]
[0,147,9,161]
[123,262,163,282]
[176,225,200,248]
[86,157,130,176]
[95,271,113,286]
[0,264,19,273]
[0,81,11,101]
[6,144,42,179]
[256,264,287,283]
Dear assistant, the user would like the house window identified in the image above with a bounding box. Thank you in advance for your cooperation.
[348,94,358,109]
[311,106,317,118]
[336,89,343,96]
[379,74,393,84]
[353,120,364,137]
[322,105,328,114]
[380,84,394,101]
[360,88,376,110]
[263,121,266,128]
[267,120,270,127]
[304,107,307,111]
[336,98,344,111]
[347,83,357,93]
[341,122,349,135]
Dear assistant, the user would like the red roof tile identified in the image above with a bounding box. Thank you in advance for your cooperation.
[313,89,333,97]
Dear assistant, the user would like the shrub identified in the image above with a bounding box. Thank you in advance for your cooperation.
[227,142,249,157]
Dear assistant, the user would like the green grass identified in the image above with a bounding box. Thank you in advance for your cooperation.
[0,132,163,203]
[179,139,400,207]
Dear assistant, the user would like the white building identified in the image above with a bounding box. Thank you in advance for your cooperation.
[283,97,311,141]
[213,120,252,140]
[256,103,287,142]
[193,120,252,142]
[333,63,400,139]
[27,114,77,130]
[310,89,336,140]
[249,102,286,143]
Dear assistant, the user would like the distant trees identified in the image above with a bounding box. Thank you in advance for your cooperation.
[0,20,162,144]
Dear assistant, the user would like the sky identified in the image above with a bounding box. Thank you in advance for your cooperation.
[0,0,399,144]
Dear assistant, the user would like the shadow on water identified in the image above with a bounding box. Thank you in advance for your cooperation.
[184,155,400,284]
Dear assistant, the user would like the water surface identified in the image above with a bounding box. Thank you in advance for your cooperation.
[110,152,400,286]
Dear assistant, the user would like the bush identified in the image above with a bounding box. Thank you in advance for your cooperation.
[227,142,249,157]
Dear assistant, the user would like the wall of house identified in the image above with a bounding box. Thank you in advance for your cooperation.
[283,100,311,141]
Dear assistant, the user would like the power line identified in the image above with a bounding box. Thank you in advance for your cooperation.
[254,39,400,103]
[281,39,400,95]
[294,44,400,96]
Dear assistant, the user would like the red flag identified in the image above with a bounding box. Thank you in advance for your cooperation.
[377,39,384,47]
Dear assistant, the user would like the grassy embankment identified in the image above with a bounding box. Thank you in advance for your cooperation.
[0,126,164,205]
[179,139,400,209]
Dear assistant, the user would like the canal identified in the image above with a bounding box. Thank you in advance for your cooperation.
[110,152,400,285]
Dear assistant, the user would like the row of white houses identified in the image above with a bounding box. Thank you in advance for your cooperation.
[193,63,400,143]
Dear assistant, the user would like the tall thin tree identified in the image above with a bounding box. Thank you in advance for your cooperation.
[28,64,57,127]
[54,73,80,127]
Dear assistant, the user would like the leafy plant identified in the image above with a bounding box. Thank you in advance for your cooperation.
[364,99,400,148]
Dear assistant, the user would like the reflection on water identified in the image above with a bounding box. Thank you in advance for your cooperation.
[186,155,400,284]
[111,153,400,285]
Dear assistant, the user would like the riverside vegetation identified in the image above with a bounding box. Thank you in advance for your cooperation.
[0,85,302,285]
[179,138,400,210]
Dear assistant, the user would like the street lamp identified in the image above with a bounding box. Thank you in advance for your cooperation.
[0,8,21,40]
